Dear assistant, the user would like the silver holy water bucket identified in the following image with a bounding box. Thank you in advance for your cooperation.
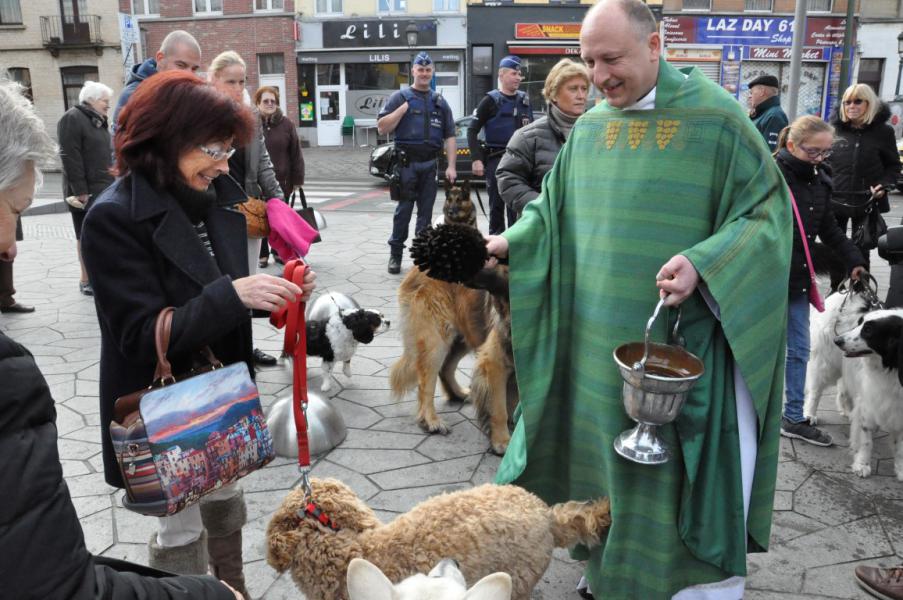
[612,298,705,465]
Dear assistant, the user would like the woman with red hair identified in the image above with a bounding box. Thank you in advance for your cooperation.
[81,71,315,596]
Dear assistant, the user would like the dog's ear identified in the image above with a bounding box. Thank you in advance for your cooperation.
[444,177,452,195]
[464,572,513,600]
[347,558,394,600]
[342,309,376,344]
[462,177,471,196]
[266,516,309,573]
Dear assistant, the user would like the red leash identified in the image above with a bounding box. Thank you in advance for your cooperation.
[269,259,312,495]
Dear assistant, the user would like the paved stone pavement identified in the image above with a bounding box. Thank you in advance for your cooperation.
[5,192,903,600]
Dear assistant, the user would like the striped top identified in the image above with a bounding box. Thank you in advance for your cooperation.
[194,222,215,257]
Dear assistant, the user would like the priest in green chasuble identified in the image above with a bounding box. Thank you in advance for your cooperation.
[487,1,792,598]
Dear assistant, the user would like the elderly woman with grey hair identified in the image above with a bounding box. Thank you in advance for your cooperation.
[0,77,242,600]
[496,59,590,219]
[57,79,115,296]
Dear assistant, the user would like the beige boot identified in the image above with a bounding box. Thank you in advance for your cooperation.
[147,530,208,574]
[201,490,250,599]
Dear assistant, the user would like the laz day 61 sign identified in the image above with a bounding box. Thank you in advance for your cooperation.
[664,15,848,48]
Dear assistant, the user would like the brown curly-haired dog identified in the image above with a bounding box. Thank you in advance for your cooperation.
[266,478,611,600]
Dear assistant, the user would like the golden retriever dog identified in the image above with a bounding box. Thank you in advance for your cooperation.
[266,478,611,600]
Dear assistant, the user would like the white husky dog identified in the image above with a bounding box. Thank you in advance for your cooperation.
[346,558,512,600]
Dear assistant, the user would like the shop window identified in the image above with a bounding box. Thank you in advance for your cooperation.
[347,63,410,90]
[194,0,223,14]
[807,0,832,11]
[8,67,32,101]
[472,46,493,76]
[259,53,285,75]
[858,59,884,97]
[744,0,772,10]
[132,0,160,15]
[297,63,316,127]
[255,0,284,10]
[60,66,98,111]
[0,0,22,24]
[316,64,341,85]
[316,0,342,15]
[433,0,459,12]
[378,0,406,12]
[682,0,711,10]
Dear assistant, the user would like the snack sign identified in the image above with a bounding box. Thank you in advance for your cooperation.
[515,23,581,40]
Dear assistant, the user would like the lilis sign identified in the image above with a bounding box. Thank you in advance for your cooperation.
[324,19,437,48]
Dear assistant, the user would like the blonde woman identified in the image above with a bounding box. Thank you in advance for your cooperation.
[496,59,589,218]
[829,83,902,265]
[208,50,282,367]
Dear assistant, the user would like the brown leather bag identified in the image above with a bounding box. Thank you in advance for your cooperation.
[236,197,270,238]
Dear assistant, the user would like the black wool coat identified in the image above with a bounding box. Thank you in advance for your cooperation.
[828,103,901,213]
[81,173,254,488]
[776,149,866,298]
[0,331,235,600]
[57,104,114,204]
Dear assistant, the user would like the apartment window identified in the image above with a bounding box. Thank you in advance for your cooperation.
[378,0,406,12]
[61,66,98,111]
[0,0,22,24]
[858,59,884,97]
[807,0,832,11]
[8,67,32,101]
[259,53,285,75]
[682,0,711,10]
[194,0,223,14]
[255,0,284,10]
[433,0,459,11]
[315,0,342,14]
[744,0,773,11]
[132,0,160,15]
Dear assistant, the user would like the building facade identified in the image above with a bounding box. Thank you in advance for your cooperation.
[0,0,125,140]
[294,0,466,146]
[661,0,858,120]
[121,0,299,125]
[858,0,903,103]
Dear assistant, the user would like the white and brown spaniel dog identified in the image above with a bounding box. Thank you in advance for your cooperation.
[307,307,389,392]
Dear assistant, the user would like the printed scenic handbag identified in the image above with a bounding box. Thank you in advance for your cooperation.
[110,307,275,516]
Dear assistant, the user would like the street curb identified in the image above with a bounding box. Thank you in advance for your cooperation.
[25,201,69,217]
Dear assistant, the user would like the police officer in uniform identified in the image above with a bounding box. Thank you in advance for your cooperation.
[378,52,457,274]
[469,55,533,234]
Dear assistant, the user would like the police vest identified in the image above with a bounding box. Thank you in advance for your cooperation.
[393,88,446,150]
[483,89,533,149]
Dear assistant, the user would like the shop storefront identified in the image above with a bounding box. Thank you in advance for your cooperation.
[467,5,590,114]
[662,14,853,119]
[296,17,466,146]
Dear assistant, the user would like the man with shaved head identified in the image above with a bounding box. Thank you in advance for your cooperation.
[113,30,202,128]
[487,0,791,597]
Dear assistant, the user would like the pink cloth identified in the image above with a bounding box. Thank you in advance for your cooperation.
[266,198,319,260]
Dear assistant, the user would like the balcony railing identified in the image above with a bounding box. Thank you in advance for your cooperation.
[40,15,103,56]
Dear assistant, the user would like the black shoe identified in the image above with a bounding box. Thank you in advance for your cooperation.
[388,255,401,274]
[781,417,833,446]
[253,348,277,366]
[0,302,35,314]
[79,282,93,296]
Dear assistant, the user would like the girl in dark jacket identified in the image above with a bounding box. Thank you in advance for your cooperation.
[775,115,866,448]
[828,84,902,267]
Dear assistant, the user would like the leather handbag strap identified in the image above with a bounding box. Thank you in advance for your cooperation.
[299,188,309,210]
[152,307,222,384]
[269,260,311,468]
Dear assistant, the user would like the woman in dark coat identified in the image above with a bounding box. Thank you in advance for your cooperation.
[254,85,305,268]
[496,59,589,218]
[80,71,315,597]
[0,78,241,600]
[828,83,902,269]
[774,115,866,448]
[57,80,115,296]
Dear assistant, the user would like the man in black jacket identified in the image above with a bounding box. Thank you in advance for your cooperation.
[0,75,240,600]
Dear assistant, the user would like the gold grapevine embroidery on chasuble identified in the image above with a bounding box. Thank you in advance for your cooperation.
[601,119,683,151]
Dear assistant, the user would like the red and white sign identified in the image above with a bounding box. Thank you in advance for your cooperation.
[507,45,581,56]
[514,23,581,40]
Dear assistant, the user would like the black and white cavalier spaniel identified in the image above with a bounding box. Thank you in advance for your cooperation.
[307,308,389,392]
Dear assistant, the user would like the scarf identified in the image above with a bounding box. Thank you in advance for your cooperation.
[168,180,216,225]
[76,103,108,130]
[549,103,579,140]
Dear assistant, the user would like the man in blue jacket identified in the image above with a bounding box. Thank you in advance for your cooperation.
[747,74,788,152]
[377,51,457,274]
[113,30,202,130]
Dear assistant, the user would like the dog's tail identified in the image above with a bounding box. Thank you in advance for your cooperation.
[549,497,612,548]
[389,351,418,398]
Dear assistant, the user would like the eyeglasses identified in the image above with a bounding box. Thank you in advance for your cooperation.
[843,98,865,106]
[260,99,278,105]
[799,144,833,159]
[198,144,236,161]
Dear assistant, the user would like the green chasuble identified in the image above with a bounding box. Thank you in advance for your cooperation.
[495,58,791,599]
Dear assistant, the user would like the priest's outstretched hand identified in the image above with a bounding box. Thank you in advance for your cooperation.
[485,235,509,268]
[656,254,700,307]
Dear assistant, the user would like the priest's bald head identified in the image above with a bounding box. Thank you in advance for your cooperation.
[580,0,660,108]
